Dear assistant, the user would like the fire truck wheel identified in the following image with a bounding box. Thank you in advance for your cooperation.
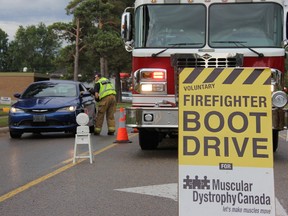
[138,129,159,150]
[272,129,279,152]
[168,132,178,139]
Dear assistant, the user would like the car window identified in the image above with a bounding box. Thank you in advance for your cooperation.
[122,92,132,97]
[21,83,77,98]
[79,84,87,92]
[56,84,77,97]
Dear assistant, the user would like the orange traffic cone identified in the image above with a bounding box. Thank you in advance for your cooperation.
[114,107,132,143]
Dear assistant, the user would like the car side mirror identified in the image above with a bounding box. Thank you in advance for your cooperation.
[80,91,92,98]
[87,88,95,95]
[14,93,21,98]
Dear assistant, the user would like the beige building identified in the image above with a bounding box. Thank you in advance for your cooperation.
[0,72,49,100]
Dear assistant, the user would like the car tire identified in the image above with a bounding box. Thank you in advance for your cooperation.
[272,129,279,152]
[10,131,22,139]
[89,125,95,133]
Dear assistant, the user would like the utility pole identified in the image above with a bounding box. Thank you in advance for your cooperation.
[73,18,80,81]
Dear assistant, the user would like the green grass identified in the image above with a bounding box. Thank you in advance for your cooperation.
[0,104,9,127]
[0,116,8,127]
[0,104,10,108]
[0,104,10,116]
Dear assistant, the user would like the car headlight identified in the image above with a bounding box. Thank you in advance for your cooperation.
[56,106,77,112]
[10,107,24,113]
[272,91,288,108]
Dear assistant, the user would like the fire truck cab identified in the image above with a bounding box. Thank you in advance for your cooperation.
[121,0,288,151]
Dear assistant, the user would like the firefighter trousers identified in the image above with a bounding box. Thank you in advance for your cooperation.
[95,94,116,134]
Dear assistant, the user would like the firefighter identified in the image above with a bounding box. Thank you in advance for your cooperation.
[93,73,117,135]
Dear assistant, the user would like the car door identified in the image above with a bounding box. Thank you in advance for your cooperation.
[79,83,96,127]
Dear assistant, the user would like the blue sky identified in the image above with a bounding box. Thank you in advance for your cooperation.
[0,0,72,40]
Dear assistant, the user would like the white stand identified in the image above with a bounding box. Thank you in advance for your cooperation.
[73,113,94,164]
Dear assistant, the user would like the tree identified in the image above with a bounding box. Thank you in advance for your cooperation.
[51,19,101,82]
[0,28,9,72]
[7,23,61,73]
[66,0,125,77]
[108,43,131,101]
[52,19,87,81]
[51,0,132,95]
[62,0,132,101]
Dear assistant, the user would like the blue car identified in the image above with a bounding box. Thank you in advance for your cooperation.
[9,80,96,138]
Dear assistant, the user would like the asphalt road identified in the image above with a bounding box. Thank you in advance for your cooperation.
[0,130,178,216]
[274,131,288,215]
[0,127,287,216]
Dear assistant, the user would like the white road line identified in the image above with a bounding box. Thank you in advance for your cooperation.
[115,183,288,216]
[276,199,288,216]
[115,183,177,201]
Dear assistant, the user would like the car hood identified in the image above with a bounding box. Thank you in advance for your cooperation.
[14,97,79,109]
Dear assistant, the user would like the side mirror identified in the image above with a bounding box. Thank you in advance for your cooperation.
[121,12,132,42]
[80,91,92,98]
[125,41,133,52]
[87,88,95,95]
[13,93,21,99]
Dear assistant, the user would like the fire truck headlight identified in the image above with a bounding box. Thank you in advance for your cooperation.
[134,68,167,94]
[272,91,288,108]
[141,83,166,93]
[153,84,165,92]
[141,84,153,92]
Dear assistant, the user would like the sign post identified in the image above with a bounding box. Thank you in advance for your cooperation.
[178,68,275,215]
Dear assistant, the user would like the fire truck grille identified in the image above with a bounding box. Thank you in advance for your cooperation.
[171,53,243,106]
[171,53,243,68]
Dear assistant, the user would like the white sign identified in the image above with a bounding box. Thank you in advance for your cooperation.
[0,97,11,105]
[178,68,275,215]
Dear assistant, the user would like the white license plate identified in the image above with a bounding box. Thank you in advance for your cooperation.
[33,115,46,122]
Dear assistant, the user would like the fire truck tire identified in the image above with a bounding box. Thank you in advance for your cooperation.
[272,129,279,152]
[138,129,159,150]
[168,132,178,138]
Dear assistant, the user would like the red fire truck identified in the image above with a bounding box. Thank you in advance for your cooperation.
[121,0,288,151]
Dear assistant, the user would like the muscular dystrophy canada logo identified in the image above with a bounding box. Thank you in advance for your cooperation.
[183,175,271,206]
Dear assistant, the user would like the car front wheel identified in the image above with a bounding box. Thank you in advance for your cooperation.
[272,129,279,152]
[10,131,22,139]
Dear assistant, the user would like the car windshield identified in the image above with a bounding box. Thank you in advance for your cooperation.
[21,82,78,98]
